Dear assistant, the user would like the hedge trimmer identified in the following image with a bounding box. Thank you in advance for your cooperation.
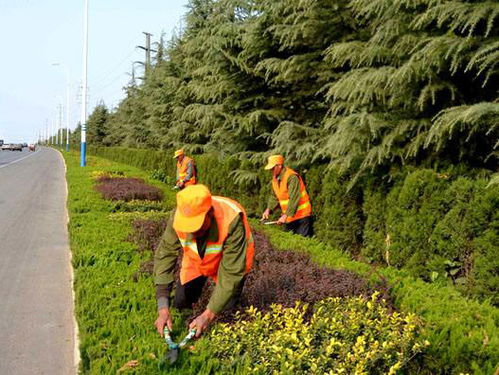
[162,327,197,364]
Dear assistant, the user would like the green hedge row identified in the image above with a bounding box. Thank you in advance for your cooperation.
[88,146,498,306]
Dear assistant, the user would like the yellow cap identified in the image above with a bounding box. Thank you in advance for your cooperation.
[264,155,284,170]
[173,184,212,233]
[173,149,184,158]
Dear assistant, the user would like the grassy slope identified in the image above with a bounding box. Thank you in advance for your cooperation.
[65,151,498,374]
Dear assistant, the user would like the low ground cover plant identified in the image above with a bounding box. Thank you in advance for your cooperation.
[259,223,499,374]
[128,218,167,253]
[94,176,163,202]
[200,294,426,375]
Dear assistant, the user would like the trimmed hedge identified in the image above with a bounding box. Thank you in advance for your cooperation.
[88,146,498,305]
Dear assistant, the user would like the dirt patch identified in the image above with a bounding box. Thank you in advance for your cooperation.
[95,177,163,202]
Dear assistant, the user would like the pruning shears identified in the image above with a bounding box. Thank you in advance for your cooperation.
[163,327,197,364]
[259,217,279,225]
[263,221,279,225]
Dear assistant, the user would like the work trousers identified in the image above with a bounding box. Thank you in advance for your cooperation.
[173,276,245,311]
[285,215,313,237]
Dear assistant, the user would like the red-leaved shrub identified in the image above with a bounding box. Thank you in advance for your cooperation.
[192,232,389,322]
[127,220,391,322]
[128,218,167,253]
[94,177,163,201]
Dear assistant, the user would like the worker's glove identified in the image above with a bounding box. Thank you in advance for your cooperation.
[262,208,270,220]
[155,308,173,337]
[277,214,288,225]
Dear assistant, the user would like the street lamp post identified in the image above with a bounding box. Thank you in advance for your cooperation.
[80,0,89,167]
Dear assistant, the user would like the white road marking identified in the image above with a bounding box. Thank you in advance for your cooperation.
[0,149,40,169]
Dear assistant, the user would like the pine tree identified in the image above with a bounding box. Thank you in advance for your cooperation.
[86,102,109,146]
[318,0,498,178]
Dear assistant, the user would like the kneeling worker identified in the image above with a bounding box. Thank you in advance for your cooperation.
[174,149,196,189]
[154,184,254,338]
[261,155,313,237]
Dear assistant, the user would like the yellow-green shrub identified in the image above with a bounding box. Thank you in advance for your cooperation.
[203,293,427,374]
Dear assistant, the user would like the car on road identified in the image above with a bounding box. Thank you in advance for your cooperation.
[10,144,23,151]
[1,143,12,150]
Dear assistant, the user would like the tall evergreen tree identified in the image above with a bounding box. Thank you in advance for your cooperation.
[318,0,498,179]
[86,102,109,146]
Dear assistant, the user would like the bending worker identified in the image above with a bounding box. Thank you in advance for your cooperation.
[154,184,254,338]
[261,155,313,237]
[174,149,196,189]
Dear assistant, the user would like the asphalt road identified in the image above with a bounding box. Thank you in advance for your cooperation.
[0,147,77,374]
[0,148,33,167]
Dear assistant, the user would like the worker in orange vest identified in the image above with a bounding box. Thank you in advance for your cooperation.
[261,155,313,237]
[173,149,196,189]
[154,184,254,338]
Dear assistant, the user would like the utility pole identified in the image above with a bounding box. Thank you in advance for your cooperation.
[80,0,89,166]
[137,32,156,73]
[52,118,56,145]
[58,103,63,148]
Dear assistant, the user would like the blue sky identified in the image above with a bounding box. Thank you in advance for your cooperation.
[0,0,189,143]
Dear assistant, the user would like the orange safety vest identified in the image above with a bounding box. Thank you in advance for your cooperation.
[176,156,196,186]
[175,196,254,285]
[272,167,312,223]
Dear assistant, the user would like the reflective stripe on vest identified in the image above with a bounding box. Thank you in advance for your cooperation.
[175,196,254,285]
[272,167,312,223]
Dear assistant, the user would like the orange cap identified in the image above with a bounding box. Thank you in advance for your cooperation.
[173,149,184,158]
[173,184,212,233]
[264,155,284,170]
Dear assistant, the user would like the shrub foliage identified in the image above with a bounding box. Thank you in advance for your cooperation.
[94,176,163,202]
[204,294,426,374]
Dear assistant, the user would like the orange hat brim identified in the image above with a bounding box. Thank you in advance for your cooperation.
[173,207,208,233]
[264,161,278,170]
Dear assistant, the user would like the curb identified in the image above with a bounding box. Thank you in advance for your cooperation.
[54,148,81,374]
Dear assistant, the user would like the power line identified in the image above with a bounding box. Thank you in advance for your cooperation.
[89,48,137,83]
